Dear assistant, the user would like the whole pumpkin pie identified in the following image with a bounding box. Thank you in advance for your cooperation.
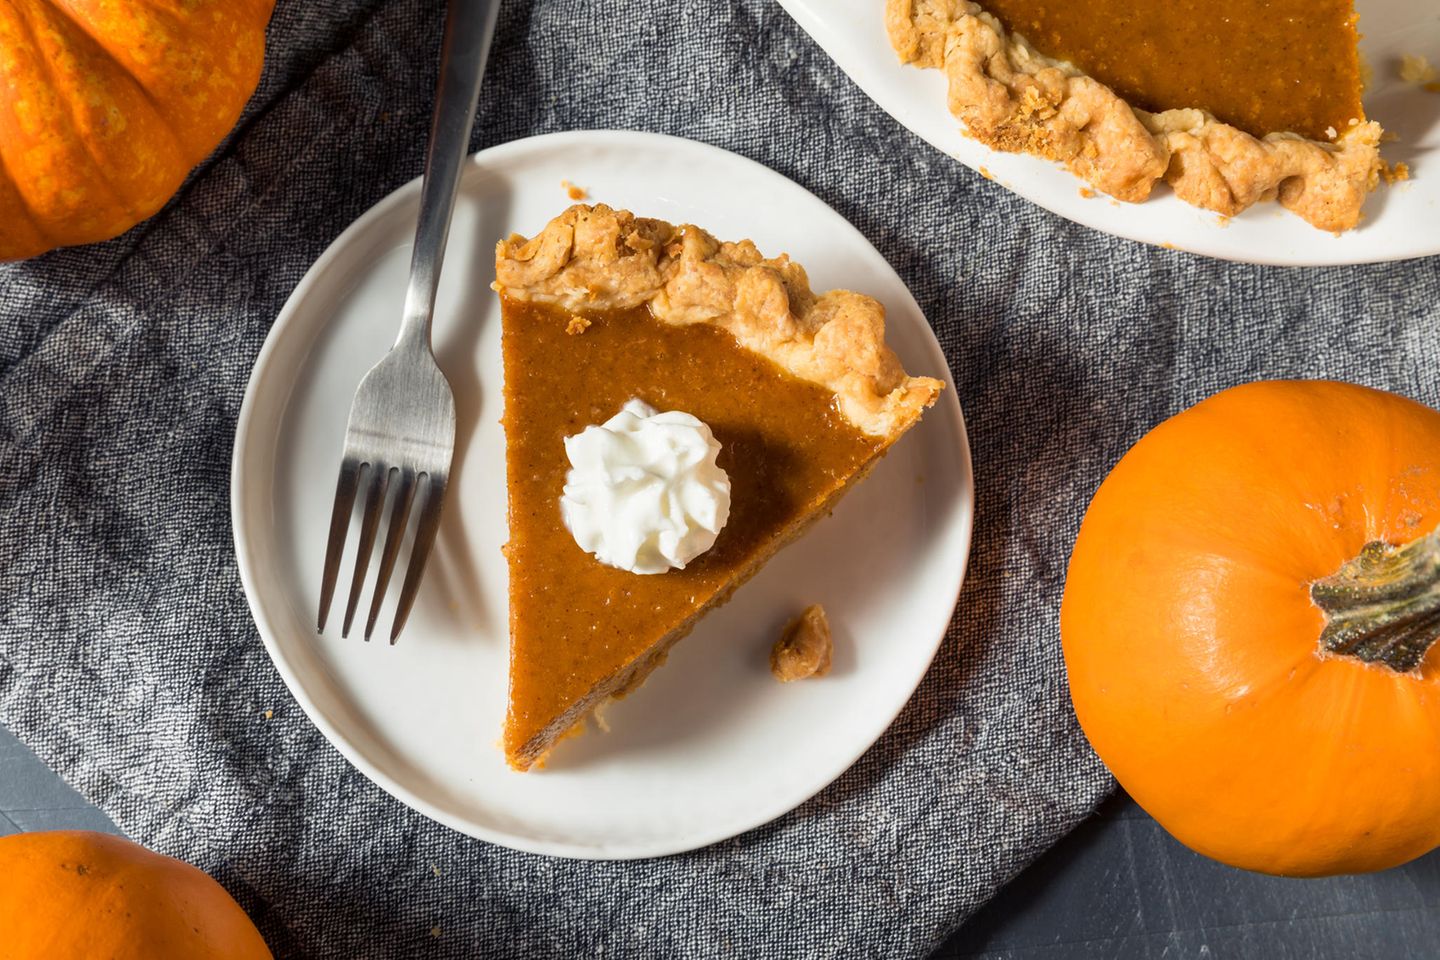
[887,0,1387,230]
[494,204,942,770]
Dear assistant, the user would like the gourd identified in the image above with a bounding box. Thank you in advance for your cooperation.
[1063,380,1440,876]
[0,830,273,958]
[0,0,275,260]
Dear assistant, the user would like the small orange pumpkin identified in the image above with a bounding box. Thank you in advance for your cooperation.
[1063,380,1440,876]
[0,830,272,958]
[0,0,275,260]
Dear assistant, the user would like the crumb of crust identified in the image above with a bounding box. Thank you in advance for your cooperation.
[560,179,589,201]
[1159,242,1177,250]
[1078,187,1097,199]
[262,709,273,720]
[430,927,442,938]
[566,314,592,335]
[1383,161,1411,185]
[771,605,833,682]
[1400,54,1438,87]
[977,166,994,181]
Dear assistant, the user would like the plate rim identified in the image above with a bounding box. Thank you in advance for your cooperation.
[777,0,1440,266]
[231,129,976,859]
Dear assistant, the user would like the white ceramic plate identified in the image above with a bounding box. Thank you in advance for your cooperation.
[232,131,974,859]
[780,0,1440,265]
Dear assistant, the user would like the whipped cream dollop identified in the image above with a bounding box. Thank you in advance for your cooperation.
[560,399,731,575]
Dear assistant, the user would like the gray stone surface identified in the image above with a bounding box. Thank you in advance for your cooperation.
[0,724,117,837]
[940,795,1440,958]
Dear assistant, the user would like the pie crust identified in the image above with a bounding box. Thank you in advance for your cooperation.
[495,204,942,438]
[887,0,1385,232]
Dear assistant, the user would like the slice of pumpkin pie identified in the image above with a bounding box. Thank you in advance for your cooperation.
[494,204,942,770]
[888,0,1387,230]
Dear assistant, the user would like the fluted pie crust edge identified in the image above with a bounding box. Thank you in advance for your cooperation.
[887,0,1386,232]
[494,203,942,437]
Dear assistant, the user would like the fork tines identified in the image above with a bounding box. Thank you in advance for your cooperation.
[318,456,447,644]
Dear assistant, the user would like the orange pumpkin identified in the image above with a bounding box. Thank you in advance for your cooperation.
[0,0,275,260]
[1063,380,1440,876]
[0,830,272,958]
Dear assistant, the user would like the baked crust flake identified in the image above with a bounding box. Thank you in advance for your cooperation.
[771,604,834,682]
[494,204,942,437]
[886,0,1384,231]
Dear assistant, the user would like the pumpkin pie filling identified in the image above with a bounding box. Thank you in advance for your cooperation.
[887,0,1385,230]
[495,204,942,769]
[502,299,882,761]
[979,0,1363,143]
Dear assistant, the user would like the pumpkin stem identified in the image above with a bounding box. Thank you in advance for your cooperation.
[1311,530,1440,673]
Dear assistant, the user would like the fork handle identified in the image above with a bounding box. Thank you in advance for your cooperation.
[397,0,500,351]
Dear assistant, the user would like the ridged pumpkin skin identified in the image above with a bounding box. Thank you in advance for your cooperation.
[0,0,275,260]
[1063,381,1440,876]
[0,831,272,958]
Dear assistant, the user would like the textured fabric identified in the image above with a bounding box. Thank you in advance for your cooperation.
[0,1,1434,957]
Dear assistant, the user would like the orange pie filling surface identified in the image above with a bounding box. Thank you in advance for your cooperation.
[980,0,1364,141]
[500,298,882,763]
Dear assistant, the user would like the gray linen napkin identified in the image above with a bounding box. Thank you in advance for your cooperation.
[0,1,1435,956]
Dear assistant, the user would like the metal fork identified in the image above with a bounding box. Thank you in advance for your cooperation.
[317,0,499,643]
